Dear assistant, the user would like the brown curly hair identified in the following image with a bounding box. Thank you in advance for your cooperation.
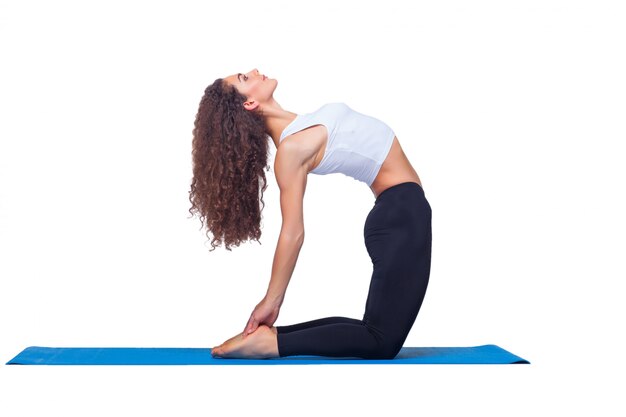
[188,78,271,252]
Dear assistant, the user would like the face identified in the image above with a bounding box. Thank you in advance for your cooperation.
[223,68,277,111]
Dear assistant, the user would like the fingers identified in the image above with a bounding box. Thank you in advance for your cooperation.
[243,316,255,338]
[247,321,257,336]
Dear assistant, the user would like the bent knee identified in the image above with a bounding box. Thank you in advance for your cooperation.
[364,340,403,360]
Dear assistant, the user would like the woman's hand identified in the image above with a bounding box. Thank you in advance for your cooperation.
[243,295,282,337]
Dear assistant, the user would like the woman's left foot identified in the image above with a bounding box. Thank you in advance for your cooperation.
[211,325,279,359]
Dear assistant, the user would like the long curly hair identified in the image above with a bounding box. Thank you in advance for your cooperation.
[189,78,271,252]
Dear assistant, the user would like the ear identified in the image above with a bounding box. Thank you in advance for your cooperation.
[243,100,260,112]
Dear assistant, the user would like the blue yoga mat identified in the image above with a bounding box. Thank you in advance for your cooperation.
[7,344,529,365]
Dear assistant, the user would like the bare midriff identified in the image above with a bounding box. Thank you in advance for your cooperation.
[369,136,422,198]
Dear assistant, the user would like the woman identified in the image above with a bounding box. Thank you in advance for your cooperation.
[190,68,432,359]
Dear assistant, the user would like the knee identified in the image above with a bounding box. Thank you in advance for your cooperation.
[366,339,403,360]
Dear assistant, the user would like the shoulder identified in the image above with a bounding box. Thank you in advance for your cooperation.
[274,133,311,179]
[273,143,308,238]
[277,125,325,171]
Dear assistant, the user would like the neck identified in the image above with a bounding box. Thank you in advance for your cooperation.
[257,98,298,148]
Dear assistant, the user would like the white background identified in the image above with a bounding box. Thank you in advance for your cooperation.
[1,0,624,415]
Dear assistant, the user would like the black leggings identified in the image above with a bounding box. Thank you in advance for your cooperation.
[276,181,432,359]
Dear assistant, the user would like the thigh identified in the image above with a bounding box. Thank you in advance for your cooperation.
[362,244,430,337]
[362,185,432,339]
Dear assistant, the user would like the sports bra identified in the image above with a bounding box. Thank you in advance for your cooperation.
[279,102,396,187]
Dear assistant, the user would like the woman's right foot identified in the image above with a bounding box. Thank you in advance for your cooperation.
[211,325,279,359]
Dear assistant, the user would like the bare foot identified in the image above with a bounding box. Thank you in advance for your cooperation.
[211,325,279,359]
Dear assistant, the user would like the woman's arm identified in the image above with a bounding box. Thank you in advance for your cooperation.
[242,141,308,336]
[265,141,308,304]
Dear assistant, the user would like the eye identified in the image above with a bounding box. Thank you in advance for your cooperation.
[243,75,248,81]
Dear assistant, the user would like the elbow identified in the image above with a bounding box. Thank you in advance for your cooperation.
[282,229,305,245]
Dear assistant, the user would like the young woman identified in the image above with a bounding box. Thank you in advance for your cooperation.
[190,69,432,359]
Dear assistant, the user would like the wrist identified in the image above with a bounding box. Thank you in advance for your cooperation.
[266,292,284,307]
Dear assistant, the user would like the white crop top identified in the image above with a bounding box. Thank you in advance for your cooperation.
[279,102,396,187]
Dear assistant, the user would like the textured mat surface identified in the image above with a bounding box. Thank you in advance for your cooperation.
[7,344,529,365]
